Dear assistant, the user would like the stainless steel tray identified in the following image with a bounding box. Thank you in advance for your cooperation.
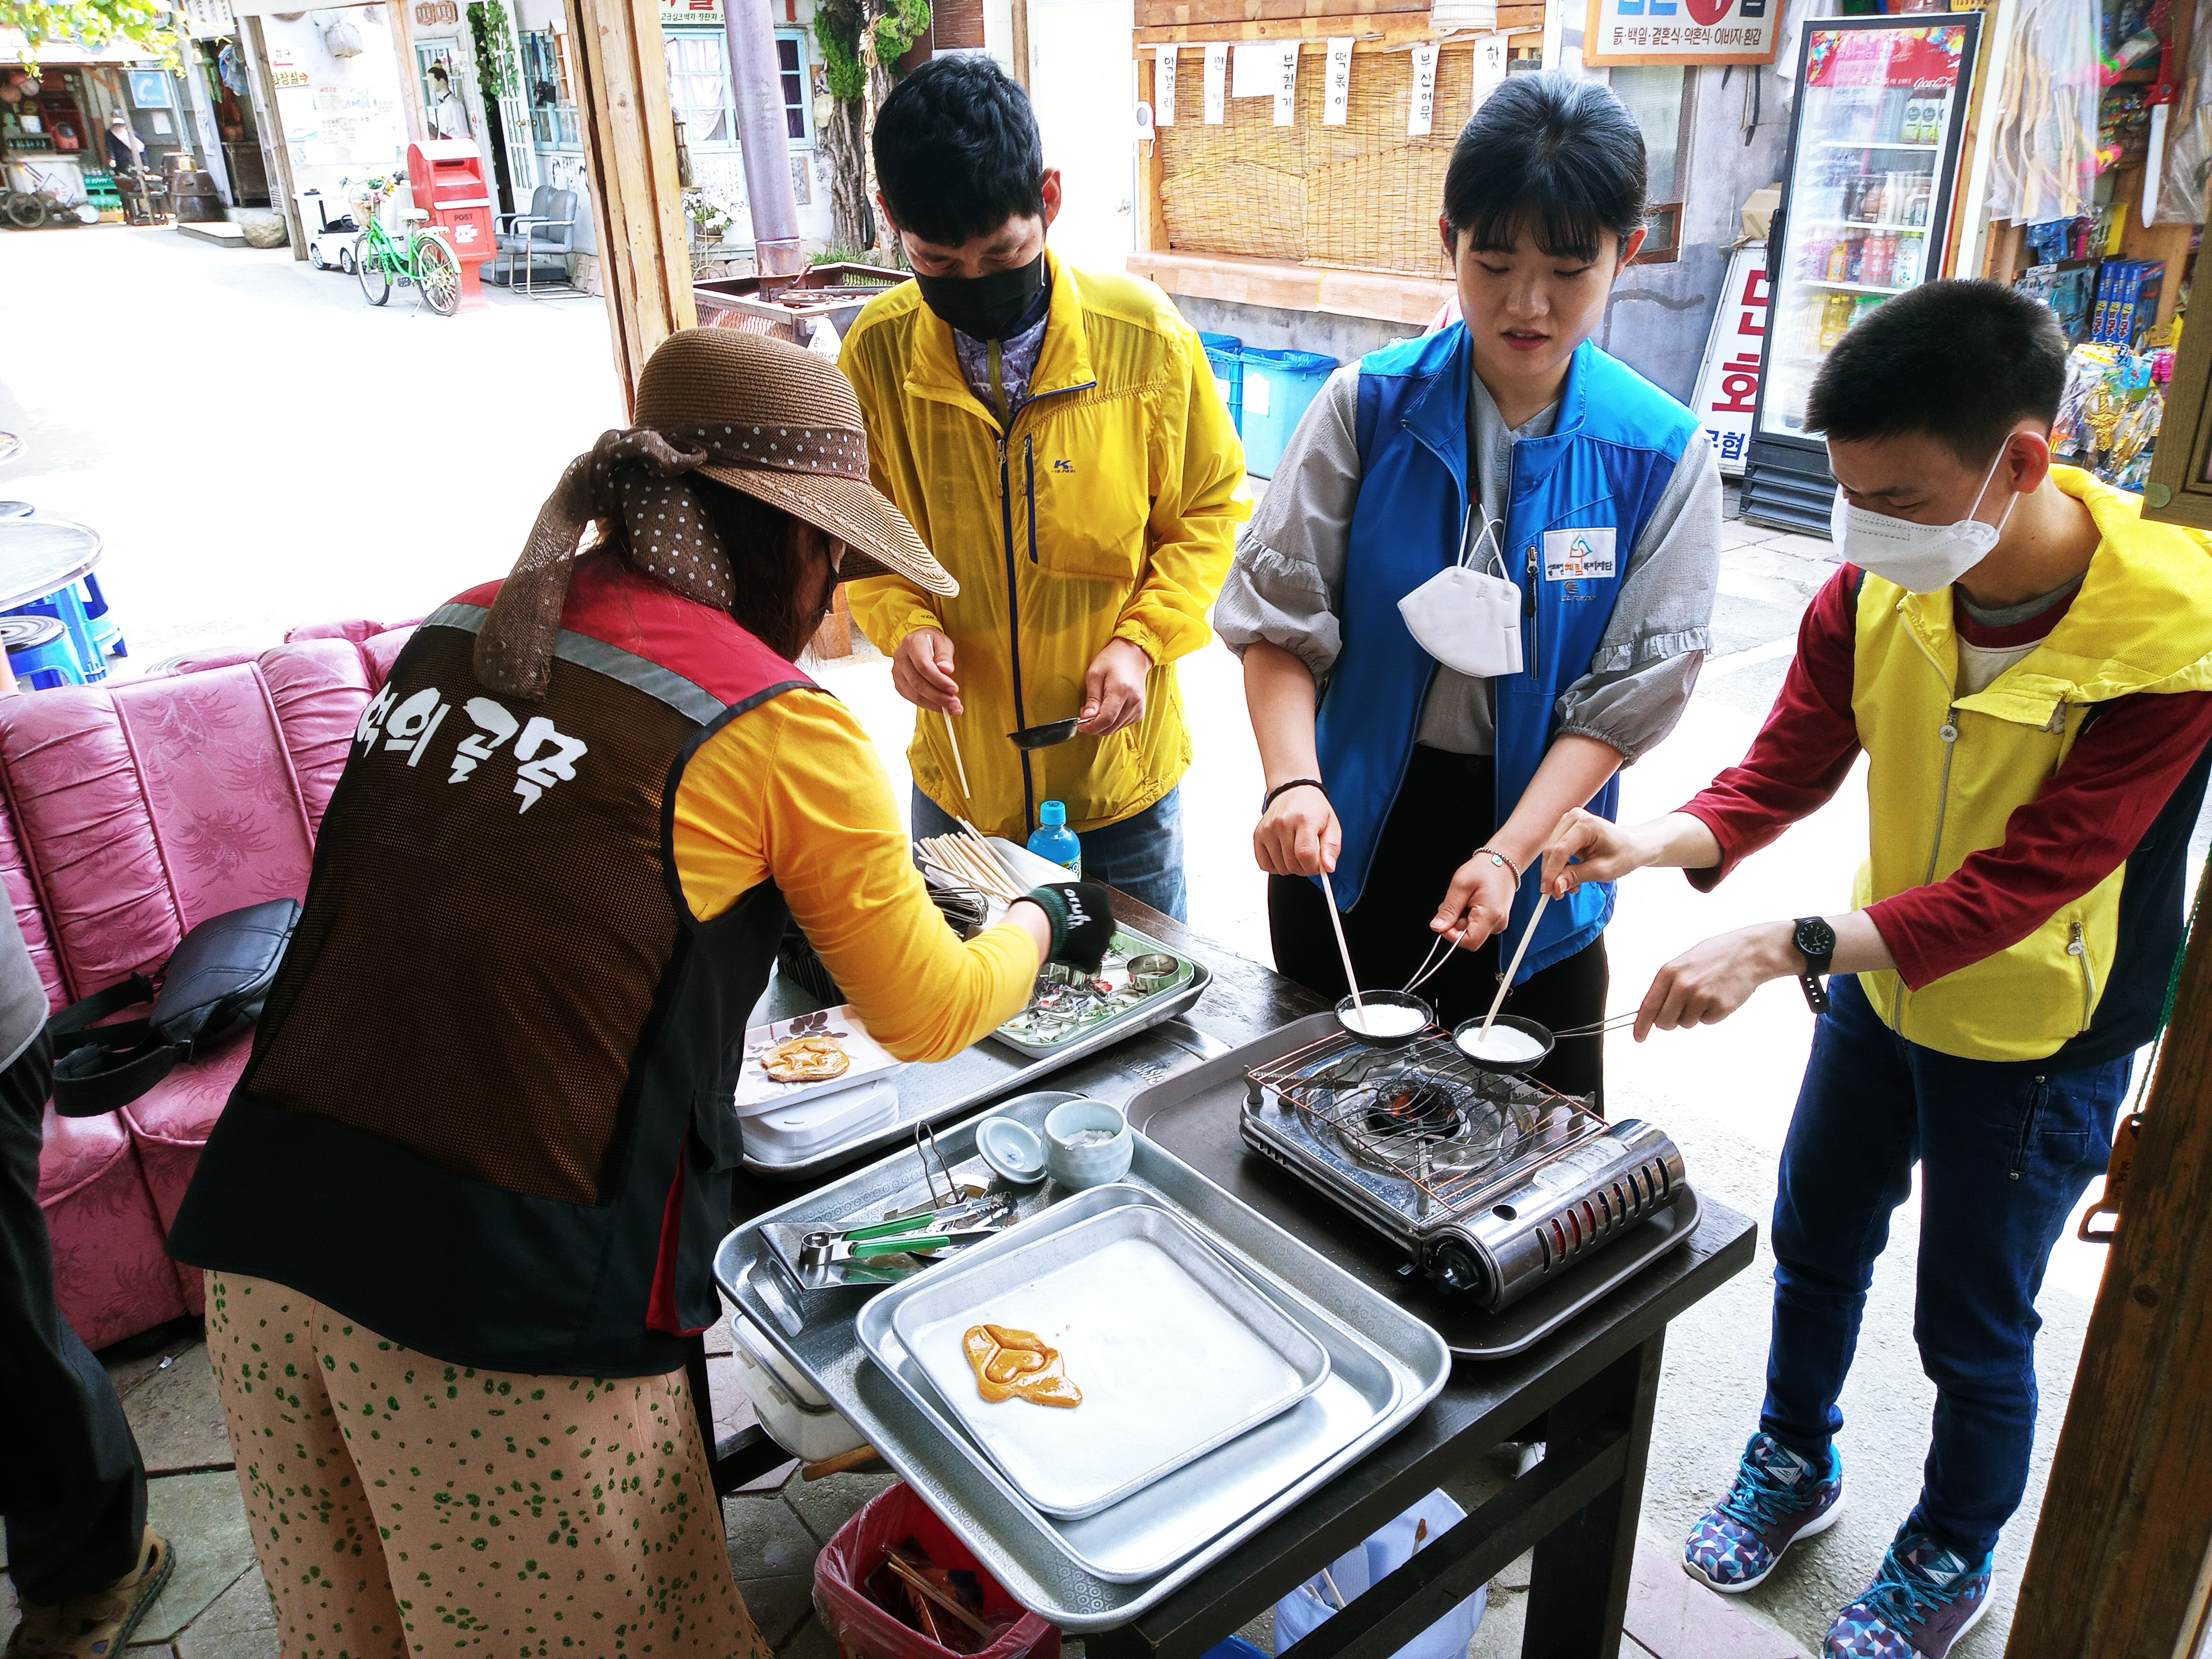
[714,1092,1451,1628]
[872,1190,1332,1518]
[988,928,1200,1059]
[1129,1012,1706,1360]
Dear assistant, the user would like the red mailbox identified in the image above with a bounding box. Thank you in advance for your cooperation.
[406,139,495,313]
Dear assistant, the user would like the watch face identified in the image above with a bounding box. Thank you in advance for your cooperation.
[1795,917,1837,959]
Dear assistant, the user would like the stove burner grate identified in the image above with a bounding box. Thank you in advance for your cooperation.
[1249,1028,1583,1198]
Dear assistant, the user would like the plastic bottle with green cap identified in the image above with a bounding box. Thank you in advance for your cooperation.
[1027,800,1081,877]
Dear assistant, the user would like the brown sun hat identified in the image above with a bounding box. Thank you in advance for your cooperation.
[475,326,952,700]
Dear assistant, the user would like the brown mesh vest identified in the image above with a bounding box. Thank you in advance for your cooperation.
[171,555,810,1376]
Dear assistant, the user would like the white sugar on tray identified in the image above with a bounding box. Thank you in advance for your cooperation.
[1456,1024,1546,1065]
[1340,1003,1426,1039]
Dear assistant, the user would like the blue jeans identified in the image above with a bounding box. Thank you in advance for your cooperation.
[910,786,1188,922]
[1762,973,2128,1561]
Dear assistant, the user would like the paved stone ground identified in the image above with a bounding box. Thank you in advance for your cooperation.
[7,223,2197,1659]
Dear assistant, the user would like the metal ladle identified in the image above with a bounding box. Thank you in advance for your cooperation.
[1008,717,1082,750]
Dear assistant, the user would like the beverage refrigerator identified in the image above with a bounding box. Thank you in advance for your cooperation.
[1740,13,1985,535]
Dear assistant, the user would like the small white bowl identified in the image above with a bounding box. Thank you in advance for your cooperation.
[976,1116,1048,1185]
[1042,1098,1133,1188]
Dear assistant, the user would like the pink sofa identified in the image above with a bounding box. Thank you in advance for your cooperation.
[11,617,416,1350]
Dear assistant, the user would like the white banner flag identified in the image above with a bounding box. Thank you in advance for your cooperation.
[1273,41,1299,125]
[1323,37,1353,125]
[1155,43,1178,126]
[1204,42,1228,124]
[1469,33,1507,108]
[1407,42,1438,137]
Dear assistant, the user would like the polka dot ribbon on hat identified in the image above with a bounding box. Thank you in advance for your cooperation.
[474,427,737,701]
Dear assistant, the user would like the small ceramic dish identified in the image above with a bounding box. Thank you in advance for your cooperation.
[1042,1098,1134,1188]
[976,1116,1049,1186]
[1451,1013,1557,1075]
[1333,990,1433,1048]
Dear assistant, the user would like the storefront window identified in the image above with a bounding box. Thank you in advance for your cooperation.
[1608,64,1689,204]
[666,31,730,142]
[658,27,811,149]
[778,36,803,140]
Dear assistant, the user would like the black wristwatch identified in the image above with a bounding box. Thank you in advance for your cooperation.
[1792,916,1835,1013]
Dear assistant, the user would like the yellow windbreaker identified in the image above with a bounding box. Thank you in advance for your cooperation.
[840,249,1250,840]
[1853,467,2212,1061]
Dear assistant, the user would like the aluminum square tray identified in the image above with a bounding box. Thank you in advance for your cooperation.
[872,1193,1331,1518]
[853,1183,1402,1584]
[716,1092,1451,1628]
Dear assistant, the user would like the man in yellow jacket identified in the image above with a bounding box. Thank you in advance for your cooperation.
[1542,281,2212,1659]
[838,53,1248,920]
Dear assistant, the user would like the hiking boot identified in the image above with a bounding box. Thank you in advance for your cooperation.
[1683,1431,1845,1592]
[4,1528,174,1659]
[1823,1526,1993,1659]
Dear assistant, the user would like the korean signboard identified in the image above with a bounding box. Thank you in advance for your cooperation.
[1690,245,1769,477]
[1584,0,1779,67]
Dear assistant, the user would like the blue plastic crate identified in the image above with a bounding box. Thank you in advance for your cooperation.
[1239,346,1337,477]
[1199,330,1243,433]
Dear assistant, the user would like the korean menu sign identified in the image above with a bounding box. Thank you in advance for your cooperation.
[1691,246,1769,477]
[1585,0,1780,66]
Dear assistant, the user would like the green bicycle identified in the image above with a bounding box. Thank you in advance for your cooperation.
[351,176,461,317]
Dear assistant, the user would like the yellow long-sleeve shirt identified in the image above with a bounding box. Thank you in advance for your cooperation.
[670,687,1038,1061]
[840,250,1250,840]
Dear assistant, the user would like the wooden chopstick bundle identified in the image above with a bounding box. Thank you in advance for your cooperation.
[916,828,1026,905]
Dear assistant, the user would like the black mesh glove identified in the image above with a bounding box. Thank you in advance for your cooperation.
[1022,881,1117,975]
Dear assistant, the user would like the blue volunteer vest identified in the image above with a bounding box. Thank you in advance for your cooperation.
[1314,327,1697,980]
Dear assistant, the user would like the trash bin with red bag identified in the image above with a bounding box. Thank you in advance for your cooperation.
[813,1481,1061,1659]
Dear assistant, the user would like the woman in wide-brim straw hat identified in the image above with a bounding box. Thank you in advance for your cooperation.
[169,328,1111,1658]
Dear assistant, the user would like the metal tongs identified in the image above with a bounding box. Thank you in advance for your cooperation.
[795,1202,1009,1269]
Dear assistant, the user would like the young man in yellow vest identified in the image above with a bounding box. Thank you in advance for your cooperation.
[1542,279,2212,1659]
[837,54,1248,919]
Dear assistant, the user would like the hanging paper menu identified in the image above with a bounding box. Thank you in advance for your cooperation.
[1324,38,1353,125]
[1204,43,1227,123]
[1407,42,1438,136]
[1155,44,1177,125]
[1273,41,1299,125]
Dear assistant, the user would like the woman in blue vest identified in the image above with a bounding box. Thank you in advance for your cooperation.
[1217,73,1720,1103]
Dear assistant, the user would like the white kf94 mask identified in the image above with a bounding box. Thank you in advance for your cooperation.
[1399,512,1523,679]
[1830,448,2019,594]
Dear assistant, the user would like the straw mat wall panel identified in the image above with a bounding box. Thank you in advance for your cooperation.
[1157,46,1472,276]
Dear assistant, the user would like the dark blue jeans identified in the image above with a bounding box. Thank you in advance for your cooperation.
[1761,973,2128,1561]
[911,785,1188,922]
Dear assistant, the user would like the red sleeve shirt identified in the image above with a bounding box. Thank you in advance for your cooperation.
[1677,564,2212,989]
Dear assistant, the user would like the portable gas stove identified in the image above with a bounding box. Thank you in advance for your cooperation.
[1240,1027,1685,1311]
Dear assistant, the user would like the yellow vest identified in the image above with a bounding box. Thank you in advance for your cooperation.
[839,249,1250,839]
[1851,467,2212,1061]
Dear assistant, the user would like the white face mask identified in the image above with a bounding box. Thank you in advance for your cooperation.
[1830,449,2019,594]
[1398,512,1523,679]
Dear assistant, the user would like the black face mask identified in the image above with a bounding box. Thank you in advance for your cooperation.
[913,252,1048,342]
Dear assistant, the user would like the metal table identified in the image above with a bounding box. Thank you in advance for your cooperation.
[716,891,1756,1659]
[0,516,101,611]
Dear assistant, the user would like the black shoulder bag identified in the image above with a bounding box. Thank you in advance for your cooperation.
[46,897,301,1117]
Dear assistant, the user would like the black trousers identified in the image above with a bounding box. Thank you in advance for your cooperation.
[0,1030,147,1604]
[1270,746,1611,1107]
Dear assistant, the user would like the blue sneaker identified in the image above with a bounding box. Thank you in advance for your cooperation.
[1683,1432,1845,1592]
[1823,1527,1993,1658]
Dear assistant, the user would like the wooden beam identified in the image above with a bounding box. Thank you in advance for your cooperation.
[1135,0,1426,25]
[1136,54,1167,253]
[1127,249,1452,324]
[240,16,309,261]
[2003,895,2212,1656]
[388,0,430,142]
[568,0,696,414]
